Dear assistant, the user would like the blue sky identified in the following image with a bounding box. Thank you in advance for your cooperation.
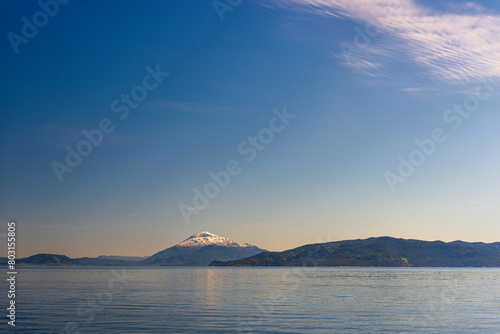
[1,0,500,257]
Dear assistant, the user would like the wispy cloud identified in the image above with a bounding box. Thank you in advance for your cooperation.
[469,200,489,206]
[269,0,500,84]
[401,87,431,98]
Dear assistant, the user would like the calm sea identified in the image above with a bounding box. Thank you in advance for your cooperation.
[2,267,499,333]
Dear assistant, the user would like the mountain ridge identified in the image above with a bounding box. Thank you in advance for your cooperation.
[7,235,500,267]
[210,236,500,267]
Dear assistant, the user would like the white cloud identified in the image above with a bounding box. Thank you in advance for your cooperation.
[270,0,500,83]
[401,87,427,97]
[469,200,489,206]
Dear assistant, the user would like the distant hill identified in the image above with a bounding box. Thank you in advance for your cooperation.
[19,254,73,265]
[97,255,148,262]
[144,231,266,266]
[16,254,142,266]
[210,237,500,267]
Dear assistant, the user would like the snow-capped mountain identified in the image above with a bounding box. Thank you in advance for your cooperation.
[176,231,254,248]
[145,231,265,266]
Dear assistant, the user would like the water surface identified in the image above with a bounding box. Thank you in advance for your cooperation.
[4,267,499,333]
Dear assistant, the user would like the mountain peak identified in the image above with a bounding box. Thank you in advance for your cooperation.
[176,231,254,248]
[192,231,216,238]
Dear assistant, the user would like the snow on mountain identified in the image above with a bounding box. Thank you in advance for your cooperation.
[176,231,256,248]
